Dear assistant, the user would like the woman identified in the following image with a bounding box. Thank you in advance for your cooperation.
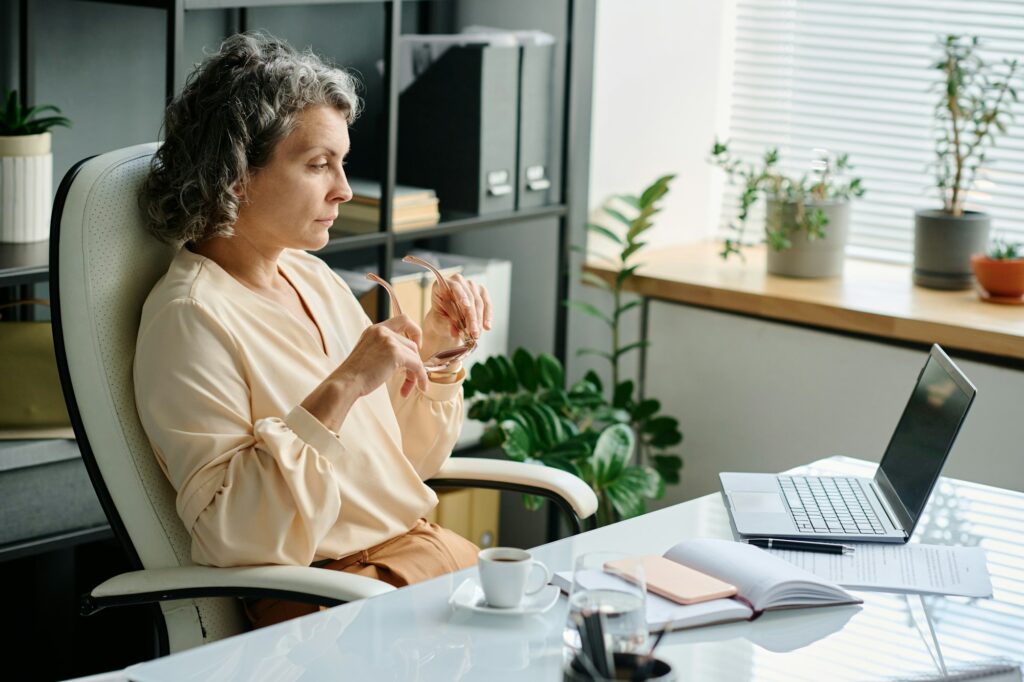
[135,32,492,628]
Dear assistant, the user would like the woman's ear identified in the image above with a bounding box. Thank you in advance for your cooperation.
[231,180,245,199]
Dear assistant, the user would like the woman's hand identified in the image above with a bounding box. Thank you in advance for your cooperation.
[334,315,429,398]
[421,273,493,362]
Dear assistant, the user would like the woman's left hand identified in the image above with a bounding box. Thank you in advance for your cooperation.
[421,273,492,362]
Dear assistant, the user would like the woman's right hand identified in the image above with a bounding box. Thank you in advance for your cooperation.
[334,315,429,399]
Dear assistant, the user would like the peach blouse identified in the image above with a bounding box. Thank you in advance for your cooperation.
[134,247,465,567]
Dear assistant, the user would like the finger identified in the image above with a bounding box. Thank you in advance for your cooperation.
[400,372,415,398]
[402,347,429,393]
[479,283,494,330]
[448,276,480,339]
[469,281,488,333]
[381,314,423,348]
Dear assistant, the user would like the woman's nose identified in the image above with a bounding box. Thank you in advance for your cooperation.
[332,169,353,204]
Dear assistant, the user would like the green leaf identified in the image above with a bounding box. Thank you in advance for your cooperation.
[579,271,613,291]
[614,299,643,320]
[468,360,495,393]
[631,399,661,421]
[613,380,635,409]
[613,340,650,360]
[639,174,676,207]
[512,348,538,392]
[499,419,532,462]
[605,469,648,519]
[564,300,612,325]
[603,206,633,227]
[621,241,646,261]
[576,347,613,360]
[583,370,603,394]
[616,264,641,288]
[644,416,679,435]
[480,425,504,448]
[616,194,641,209]
[652,455,683,485]
[537,353,565,390]
[592,423,634,486]
[586,222,623,244]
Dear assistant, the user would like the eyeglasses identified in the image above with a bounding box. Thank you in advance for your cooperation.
[367,255,477,372]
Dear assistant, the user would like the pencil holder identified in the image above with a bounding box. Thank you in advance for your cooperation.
[563,652,675,681]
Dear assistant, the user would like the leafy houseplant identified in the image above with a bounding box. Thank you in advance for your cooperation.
[971,237,1024,301]
[463,175,683,527]
[709,141,864,278]
[0,89,71,243]
[914,35,1021,290]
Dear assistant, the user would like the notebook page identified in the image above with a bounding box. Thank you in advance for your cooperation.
[664,538,853,610]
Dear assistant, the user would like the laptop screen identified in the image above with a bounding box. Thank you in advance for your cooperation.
[875,346,976,531]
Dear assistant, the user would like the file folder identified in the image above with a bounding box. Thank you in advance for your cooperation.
[398,44,519,216]
[516,42,557,210]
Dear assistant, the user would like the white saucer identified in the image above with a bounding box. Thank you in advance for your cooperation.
[449,578,560,615]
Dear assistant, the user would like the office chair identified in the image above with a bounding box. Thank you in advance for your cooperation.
[49,143,597,656]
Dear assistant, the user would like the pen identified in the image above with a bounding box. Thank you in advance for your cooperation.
[745,537,854,555]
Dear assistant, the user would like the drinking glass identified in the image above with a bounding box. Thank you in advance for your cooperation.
[563,551,648,658]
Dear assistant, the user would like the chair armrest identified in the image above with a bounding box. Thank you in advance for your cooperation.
[82,564,394,616]
[428,458,598,532]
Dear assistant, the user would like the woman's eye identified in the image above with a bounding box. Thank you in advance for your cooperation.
[311,163,329,170]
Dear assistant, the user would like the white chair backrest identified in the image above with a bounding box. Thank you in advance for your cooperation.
[53,143,246,650]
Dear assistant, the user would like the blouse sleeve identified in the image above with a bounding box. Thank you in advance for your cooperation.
[386,368,466,480]
[134,299,345,567]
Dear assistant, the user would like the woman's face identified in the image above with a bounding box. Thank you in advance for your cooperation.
[235,104,353,252]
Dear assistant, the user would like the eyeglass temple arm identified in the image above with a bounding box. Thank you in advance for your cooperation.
[402,255,471,336]
[366,273,403,317]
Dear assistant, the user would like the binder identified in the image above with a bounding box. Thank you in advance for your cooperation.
[516,42,557,209]
[398,43,519,216]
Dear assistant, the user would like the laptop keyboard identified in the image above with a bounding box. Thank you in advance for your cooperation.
[778,476,887,535]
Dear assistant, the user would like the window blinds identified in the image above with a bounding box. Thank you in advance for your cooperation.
[721,0,1024,260]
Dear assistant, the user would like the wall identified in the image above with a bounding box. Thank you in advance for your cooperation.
[587,0,736,249]
[645,303,1024,509]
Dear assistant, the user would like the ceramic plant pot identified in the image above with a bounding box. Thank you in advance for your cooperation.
[913,209,990,290]
[971,254,1024,301]
[765,199,850,278]
[0,132,52,243]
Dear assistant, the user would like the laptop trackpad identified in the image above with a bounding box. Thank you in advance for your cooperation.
[729,492,787,514]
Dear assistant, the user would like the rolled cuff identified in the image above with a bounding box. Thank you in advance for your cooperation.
[420,366,466,402]
[284,405,347,458]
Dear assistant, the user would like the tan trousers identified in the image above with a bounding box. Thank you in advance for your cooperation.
[244,519,479,629]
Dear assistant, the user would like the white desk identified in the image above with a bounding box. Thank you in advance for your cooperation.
[123,458,1024,681]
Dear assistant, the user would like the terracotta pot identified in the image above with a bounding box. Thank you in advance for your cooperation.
[971,254,1024,298]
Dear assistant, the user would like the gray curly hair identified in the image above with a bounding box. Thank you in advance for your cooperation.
[141,32,362,244]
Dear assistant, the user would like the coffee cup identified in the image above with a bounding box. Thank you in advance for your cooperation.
[477,547,551,608]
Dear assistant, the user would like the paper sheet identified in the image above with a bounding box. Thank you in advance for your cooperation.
[767,543,992,598]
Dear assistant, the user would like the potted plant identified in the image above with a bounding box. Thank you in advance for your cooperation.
[0,89,71,243]
[709,141,865,277]
[915,35,1020,290]
[463,175,683,526]
[971,237,1024,303]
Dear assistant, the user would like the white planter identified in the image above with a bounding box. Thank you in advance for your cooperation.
[0,132,53,243]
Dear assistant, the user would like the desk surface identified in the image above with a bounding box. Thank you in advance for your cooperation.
[584,241,1024,362]
[125,458,1024,681]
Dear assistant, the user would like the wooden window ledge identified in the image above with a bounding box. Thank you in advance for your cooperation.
[583,241,1024,363]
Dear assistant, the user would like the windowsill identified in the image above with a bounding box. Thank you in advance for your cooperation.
[583,241,1024,362]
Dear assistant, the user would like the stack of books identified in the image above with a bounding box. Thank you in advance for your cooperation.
[332,178,440,234]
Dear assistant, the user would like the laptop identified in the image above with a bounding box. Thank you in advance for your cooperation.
[720,344,976,543]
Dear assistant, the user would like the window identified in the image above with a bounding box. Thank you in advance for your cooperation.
[720,0,1024,261]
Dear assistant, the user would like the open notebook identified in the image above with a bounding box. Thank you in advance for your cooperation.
[553,538,862,631]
